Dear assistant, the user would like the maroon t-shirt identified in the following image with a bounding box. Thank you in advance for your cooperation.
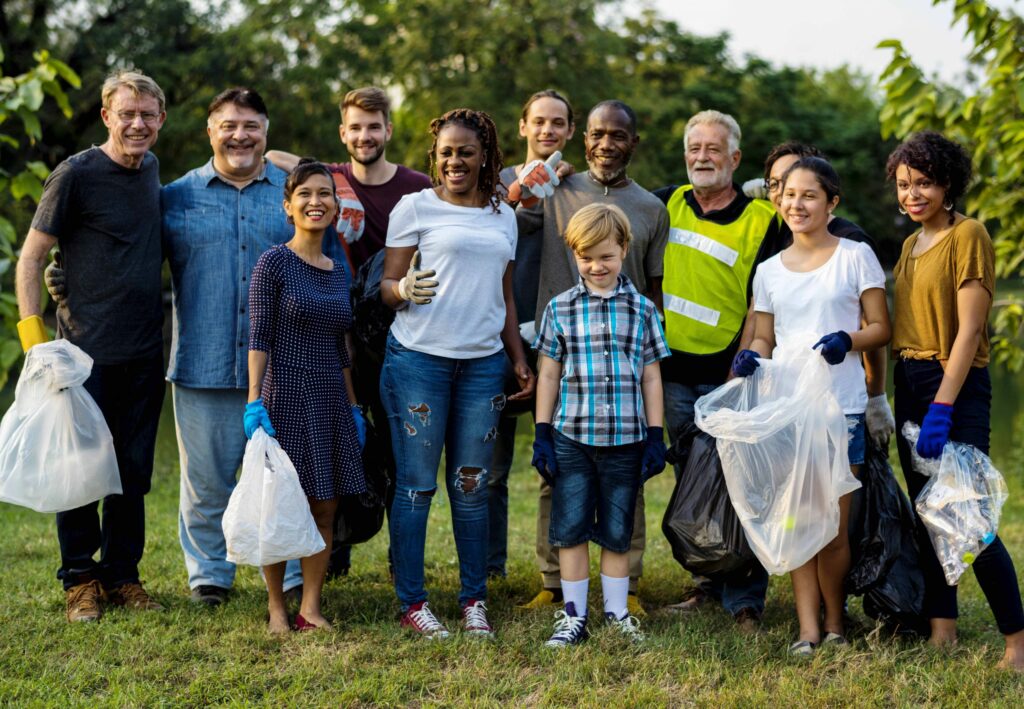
[326,162,433,269]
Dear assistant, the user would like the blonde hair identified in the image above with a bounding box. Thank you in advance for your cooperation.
[564,203,632,253]
[684,109,741,153]
[101,69,166,113]
[341,86,391,123]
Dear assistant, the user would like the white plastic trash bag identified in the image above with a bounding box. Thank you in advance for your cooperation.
[903,421,1008,586]
[694,345,861,574]
[223,428,325,566]
[0,340,120,513]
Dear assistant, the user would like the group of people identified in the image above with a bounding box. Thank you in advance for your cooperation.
[12,68,1023,669]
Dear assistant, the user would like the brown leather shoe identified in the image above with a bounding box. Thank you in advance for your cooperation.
[108,582,164,611]
[663,587,711,614]
[734,606,762,634]
[66,579,104,622]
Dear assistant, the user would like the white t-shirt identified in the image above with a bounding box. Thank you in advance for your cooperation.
[386,188,517,358]
[753,238,885,414]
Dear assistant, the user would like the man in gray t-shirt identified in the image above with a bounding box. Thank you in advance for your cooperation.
[512,100,669,614]
[15,70,168,623]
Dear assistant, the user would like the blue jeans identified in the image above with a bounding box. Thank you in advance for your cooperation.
[895,360,1024,635]
[57,355,164,590]
[381,334,505,609]
[549,430,642,553]
[663,379,770,615]
[487,412,519,576]
[174,385,302,592]
[846,413,866,466]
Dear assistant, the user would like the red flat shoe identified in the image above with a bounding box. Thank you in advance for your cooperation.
[293,613,318,631]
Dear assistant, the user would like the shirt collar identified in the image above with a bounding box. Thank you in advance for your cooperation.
[199,157,280,187]
[568,274,636,302]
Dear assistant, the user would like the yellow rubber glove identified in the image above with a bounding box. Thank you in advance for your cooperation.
[17,315,49,352]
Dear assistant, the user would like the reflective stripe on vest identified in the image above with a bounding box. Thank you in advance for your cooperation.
[662,185,776,354]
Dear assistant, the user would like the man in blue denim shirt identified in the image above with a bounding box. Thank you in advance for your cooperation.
[163,88,347,607]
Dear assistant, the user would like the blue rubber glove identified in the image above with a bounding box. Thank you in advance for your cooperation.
[351,404,367,449]
[531,423,558,487]
[916,401,954,459]
[640,426,667,482]
[731,349,760,377]
[812,330,853,365]
[243,398,276,439]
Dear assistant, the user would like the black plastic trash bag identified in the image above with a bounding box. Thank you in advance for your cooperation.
[350,249,394,368]
[847,439,927,636]
[662,422,755,577]
[334,413,391,546]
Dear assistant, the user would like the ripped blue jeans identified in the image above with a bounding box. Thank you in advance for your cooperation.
[380,334,506,609]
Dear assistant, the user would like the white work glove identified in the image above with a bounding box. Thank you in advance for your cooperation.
[741,178,768,200]
[865,393,896,448]
[507,151,561,208]
[397,250,438,305]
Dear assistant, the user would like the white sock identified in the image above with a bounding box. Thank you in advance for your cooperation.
[560,578,589,617]
[601,573,629,619]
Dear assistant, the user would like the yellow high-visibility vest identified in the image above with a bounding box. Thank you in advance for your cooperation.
[662,185,776,354]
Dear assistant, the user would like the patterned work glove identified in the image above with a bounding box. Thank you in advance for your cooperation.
[332,172,365,244]
[531,422,558,487]
[731,349,760,378]
[813,330,853,365]
[507,151,561,208]
[640,426,667,482]
[243,398,276,439]
[916,401,954,459]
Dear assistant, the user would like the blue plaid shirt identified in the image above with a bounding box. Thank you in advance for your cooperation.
[534,275,670,446]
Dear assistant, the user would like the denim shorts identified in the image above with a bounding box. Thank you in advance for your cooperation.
[548,430,642,553]
[846,413,866,466]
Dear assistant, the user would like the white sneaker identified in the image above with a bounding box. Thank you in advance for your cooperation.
[544,603,590,648]
[400,601,450,640]
[606,612,645,644]
[461,599,494,638]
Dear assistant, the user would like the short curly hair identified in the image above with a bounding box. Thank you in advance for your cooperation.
[427,108,504,213]
[885,131,972,211]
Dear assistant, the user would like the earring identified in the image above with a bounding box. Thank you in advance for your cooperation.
[286,215,294,224]
[943,199,954,210]
[898,207,907,216]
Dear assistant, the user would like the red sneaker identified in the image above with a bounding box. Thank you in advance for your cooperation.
[400,601,450,640]
[461,599,494,638]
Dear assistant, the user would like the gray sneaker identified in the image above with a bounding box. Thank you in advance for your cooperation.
[606,612,645,644]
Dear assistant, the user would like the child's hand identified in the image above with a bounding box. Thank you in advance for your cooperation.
[531,422,558,487]
[640,426,666,482]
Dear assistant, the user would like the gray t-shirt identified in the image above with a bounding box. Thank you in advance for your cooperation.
[31,147,163,364]
[517,172,669,324]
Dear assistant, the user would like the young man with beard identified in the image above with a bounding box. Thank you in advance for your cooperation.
[488,90,575,582]
[513,100,669,615]
[655,110,781,632]
[268,88,432,578]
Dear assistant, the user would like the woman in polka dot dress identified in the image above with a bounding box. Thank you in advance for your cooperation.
[246,159,366,634]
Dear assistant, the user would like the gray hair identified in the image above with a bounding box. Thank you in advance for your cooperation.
[102,69,166,113]
[684,110,741,153]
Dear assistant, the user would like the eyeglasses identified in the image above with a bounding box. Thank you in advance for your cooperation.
[766,178,782,194]
[115,111,161,125]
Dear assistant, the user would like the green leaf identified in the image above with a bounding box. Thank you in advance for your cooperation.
[47,59,82,89]
[25,161,49,180]
[0,339,21,371]
[10,171,43,202]
[0,216,14,244]
[17,108,41,142]
[18,79,44,112]
[876,39,904,50]
[0,134,18,149]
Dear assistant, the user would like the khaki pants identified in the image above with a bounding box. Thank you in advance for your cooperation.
[536,480,645,593]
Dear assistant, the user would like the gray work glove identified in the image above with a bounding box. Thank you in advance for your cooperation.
[44,253,65,303]
[397,250,438,305]
[865,393,896,449]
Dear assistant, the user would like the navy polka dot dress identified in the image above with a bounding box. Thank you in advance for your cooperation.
[249,244,366,500]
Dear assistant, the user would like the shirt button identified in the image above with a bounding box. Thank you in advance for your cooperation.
[605,376,610,382]
[241,215,246,220]
[239,308,245,314]
[241,244,247,250]
[604,350,609,356]
[238,341,243,347]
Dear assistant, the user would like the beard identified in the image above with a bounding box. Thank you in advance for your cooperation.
[686,162,732,190]
[348,140,386,166]
[586,150,633,184]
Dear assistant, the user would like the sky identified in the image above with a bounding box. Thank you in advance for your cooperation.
[648,0,1018,82]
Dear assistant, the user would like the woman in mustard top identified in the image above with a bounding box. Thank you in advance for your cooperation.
[888,131,1023,671]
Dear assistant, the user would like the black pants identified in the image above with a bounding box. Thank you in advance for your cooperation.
[894,360,1024,635]
[56,353,165,590]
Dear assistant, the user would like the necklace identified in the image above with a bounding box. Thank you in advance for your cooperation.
[586,170,628,196]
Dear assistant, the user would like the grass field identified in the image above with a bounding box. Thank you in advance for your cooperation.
[1,394,1023,707]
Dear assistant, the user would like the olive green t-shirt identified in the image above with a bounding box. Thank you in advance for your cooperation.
[892,218,995,366]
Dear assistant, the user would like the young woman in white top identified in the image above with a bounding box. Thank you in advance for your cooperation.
[732,156,890,655]
[379,109,535,640]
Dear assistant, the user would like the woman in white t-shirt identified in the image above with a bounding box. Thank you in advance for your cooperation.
[732,156,891,655]
[379,109,535,640]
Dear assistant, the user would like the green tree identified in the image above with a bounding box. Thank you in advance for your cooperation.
[0,43,80,388]
[877,0,1024,369]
